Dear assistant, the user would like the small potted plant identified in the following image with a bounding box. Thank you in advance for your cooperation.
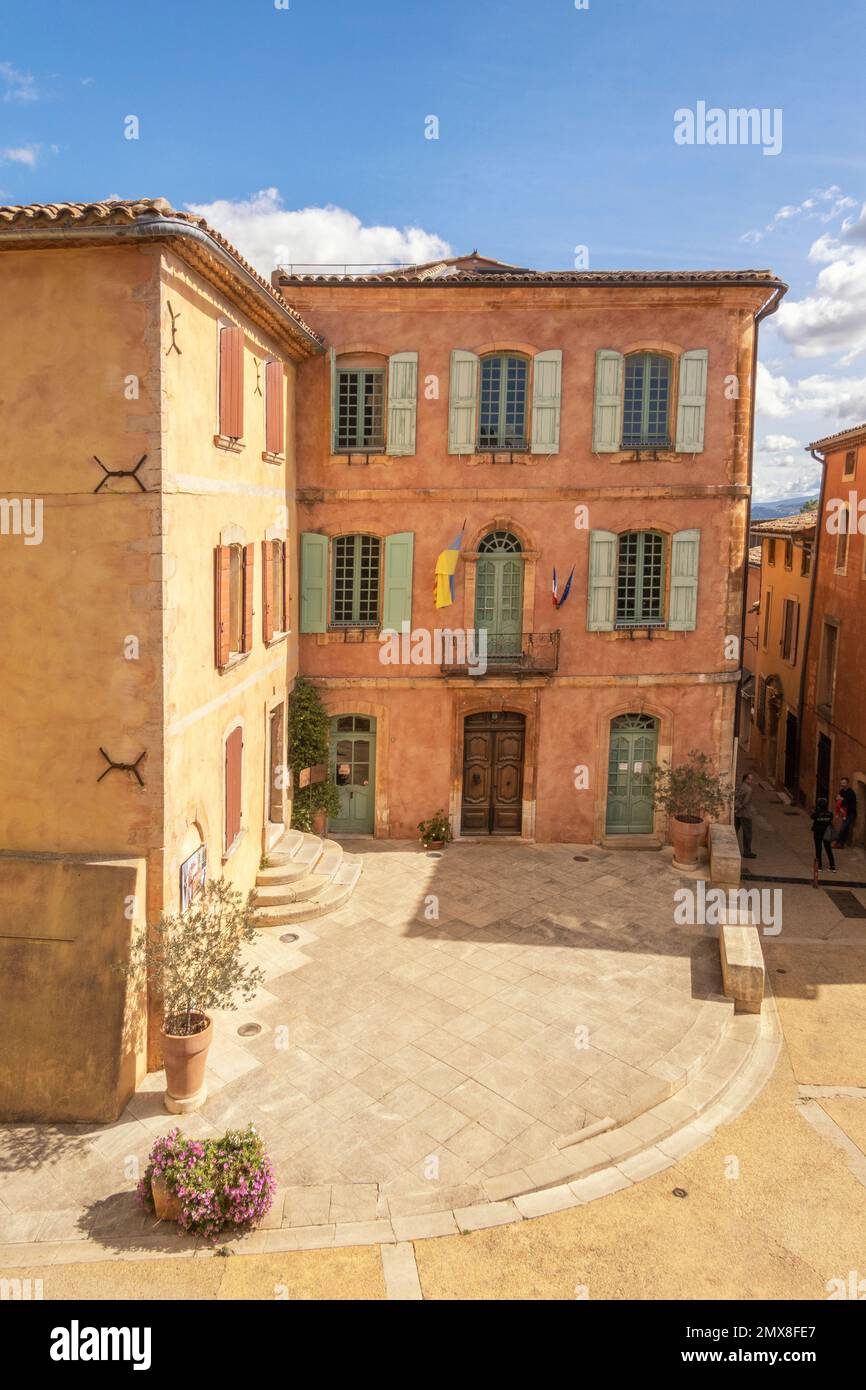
[652,749,730,870]
[418,810,452,850]
[123,878,265,1113]
[139,1124,276,1239]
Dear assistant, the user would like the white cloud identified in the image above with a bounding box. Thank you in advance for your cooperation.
[761,433,799,452]
[752,459,821,503]
[0,61,39,103]
[186,188,452,278]
[757,361,866,422]
[1,143,39,166]
[741,185,857,244]
[774,228,866,363]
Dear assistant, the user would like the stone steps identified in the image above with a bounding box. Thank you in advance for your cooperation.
[252,829,362,927]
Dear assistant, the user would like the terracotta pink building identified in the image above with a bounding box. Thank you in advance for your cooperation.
[276,255,785,845]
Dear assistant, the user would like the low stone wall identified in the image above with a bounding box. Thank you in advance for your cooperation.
[720,922,765,1014]
[0,853,147,1122]
[709,822,741,888]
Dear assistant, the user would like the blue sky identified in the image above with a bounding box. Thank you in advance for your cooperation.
[3,0,865,499]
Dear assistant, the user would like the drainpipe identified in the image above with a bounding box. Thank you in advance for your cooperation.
[733,285,786,776]
[792,447,828,802]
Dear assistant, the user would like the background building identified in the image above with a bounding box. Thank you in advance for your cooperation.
[799,424,866,832]
[748,512,816,793]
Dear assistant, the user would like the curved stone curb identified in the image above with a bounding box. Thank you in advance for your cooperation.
[0,996,782,1270]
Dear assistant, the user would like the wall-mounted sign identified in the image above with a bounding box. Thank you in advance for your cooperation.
[296,763,327,789]
[180,844,207,911]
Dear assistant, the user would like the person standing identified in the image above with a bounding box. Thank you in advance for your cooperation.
[811,797,836,877]
[834,778,857,849]
[734,772,756,859]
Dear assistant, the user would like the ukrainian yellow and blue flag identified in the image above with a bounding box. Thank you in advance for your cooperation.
[434,525,465,609]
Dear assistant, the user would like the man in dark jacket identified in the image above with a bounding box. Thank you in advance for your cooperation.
[734,772,756,858]
[834,778,857,848]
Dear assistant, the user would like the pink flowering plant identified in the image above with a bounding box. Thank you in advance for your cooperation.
[138,1124,275,1239]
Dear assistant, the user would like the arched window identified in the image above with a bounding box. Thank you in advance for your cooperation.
[479,355,529,449]
[616,531,665,625]
[622,353,672,448]
[332,534,382,626]
[477,529,522,553]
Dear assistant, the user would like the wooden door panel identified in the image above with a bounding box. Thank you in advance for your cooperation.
[461,718,524,834]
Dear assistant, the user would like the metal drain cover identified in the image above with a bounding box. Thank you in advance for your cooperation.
[280,932,299,944]
[573,855,589,862]
[237,1023,262,1038]
[426,851,443,859]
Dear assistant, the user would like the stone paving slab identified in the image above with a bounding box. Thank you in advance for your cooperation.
[0,840,759,1253]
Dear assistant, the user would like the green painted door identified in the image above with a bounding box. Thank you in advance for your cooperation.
[605,714,657,834]
[475,555,523,659]
[330,715,376,833]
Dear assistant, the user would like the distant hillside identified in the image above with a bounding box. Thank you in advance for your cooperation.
[751,493,819,521]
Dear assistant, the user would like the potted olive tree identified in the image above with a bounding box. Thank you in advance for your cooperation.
[124,878,265,1113]
[288,678,342,836]
[652,750,730,870]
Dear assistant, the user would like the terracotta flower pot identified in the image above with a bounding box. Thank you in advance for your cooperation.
[151,1173,181,1223]
[312,809,328,836]
[670,815,704,870]
[161,1013,213,1106]
[423,839,445,851]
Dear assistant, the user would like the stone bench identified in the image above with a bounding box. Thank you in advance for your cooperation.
[709,822,741,888]
[720,923,765,1014]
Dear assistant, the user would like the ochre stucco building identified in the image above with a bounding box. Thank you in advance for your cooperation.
[276,254,785,845]
[798,423,866,833]
[748,512,816,792]
[0,199,320,1120]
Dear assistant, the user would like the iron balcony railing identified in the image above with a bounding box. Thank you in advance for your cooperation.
[441,630,560,676]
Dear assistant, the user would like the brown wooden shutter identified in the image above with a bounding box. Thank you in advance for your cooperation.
[265,359,284,455]
[262,539,274,643]
[224,726,243,851]
[214,545,231,668]
[282,539,291,631]
[241,543,255,651]
[219,325,244,438]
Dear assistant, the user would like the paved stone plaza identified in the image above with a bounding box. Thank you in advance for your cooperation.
[0,840,756,1242]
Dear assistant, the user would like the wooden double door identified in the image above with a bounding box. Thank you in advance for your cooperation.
[461,712,525,834]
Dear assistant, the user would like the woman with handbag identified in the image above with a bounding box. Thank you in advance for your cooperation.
[811,797,836,881]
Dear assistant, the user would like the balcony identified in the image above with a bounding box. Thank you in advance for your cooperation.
[441,630,560,677]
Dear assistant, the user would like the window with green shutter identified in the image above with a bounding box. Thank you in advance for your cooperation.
[331,534,382,626]
[622,355,672,448]
[479,355,529,449]
[336,369,385,450]
[616,531,665,626]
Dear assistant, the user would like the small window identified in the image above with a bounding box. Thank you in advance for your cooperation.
[781,598,799,664]
[784,539,793,570]
[622,354,672,448]
[336,368,385,450]
[331,534,382,626]
[767,538,776,566]
[843,450,856,479]
[801,543,812,577]
[336,715,371,733]
[616,531,665,626]
[271,539,286,633]
[228,544,244,655]
[836,509,850,572]
[818,622,838,711]
[479,355,529,449]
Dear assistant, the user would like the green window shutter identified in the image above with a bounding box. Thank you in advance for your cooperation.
[592,350,624,452]
[587,530,617,630]
[329,347,338,453]
[675,349,708,453]
[386,351,418,456]
[448,349,479,454]
[381,531,414,631]
[669,528,701,630]
[531,349,563,454]
[300,532,328,633]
